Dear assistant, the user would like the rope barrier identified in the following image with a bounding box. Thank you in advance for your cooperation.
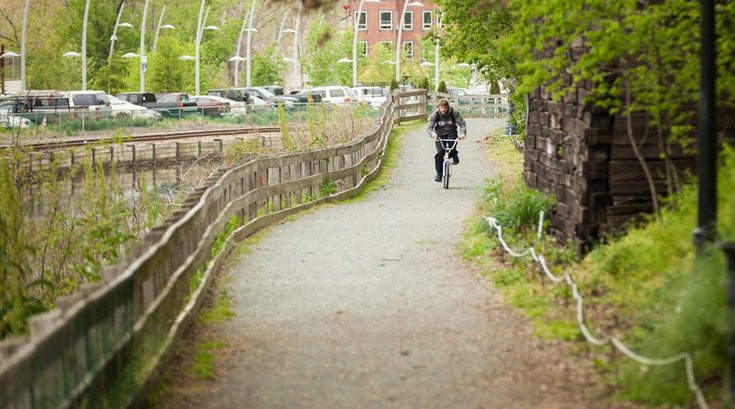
[484,215,711,409]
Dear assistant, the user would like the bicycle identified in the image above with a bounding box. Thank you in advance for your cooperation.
[437,137,460,189]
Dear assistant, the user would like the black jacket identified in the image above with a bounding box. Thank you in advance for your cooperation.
[427,107,467,138]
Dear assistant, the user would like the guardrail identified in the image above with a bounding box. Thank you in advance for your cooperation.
[0,91,409,409]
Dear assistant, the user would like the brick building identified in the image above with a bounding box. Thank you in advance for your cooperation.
[346,0,439,63]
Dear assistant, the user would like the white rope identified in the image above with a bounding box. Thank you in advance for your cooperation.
[484,213,711,409]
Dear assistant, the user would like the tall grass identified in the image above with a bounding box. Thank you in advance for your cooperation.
[0,141,191,338]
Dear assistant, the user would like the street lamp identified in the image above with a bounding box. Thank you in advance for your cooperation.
[233,0,258,87]
[62,0,91,90]
[282,1,302,90]
[395,1,423,82]
[152,5,175,52]
[433,14,442,92]
[185,3,220,95]
[140,0,151,92]
[109,2,133,61]
[350,0,381,87]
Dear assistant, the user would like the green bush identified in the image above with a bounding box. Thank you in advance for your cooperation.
[484,178,555,231]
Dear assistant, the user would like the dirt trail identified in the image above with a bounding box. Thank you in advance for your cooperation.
[153,118,631,409]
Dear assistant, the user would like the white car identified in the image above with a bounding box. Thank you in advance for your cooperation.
[67,90,113,118]
[0,114,33,128]
[308,86,357,106]
[107,95,162,119]
[353,86,389,109]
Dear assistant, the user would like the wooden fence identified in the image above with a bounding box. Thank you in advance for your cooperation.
[0,91,416,409]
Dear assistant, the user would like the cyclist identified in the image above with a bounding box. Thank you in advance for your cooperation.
[427,98,467,182]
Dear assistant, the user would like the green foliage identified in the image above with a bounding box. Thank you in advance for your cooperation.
[320,180,337,197]
[148,35,191,93]
[198,289,236,324]
[211,216,242,259]
[437,80,447,93]
[433,0,516,88]
[418,76,430,90]
[252,43,287,87]
[277,104,295,152]
[223,139,267,164]
[302,19,350,86]
[359,45,395,86]
[483,178,555,232]
[191,341,226,380]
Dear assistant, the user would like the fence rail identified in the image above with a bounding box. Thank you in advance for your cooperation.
[0,91,420,409]
[427,92,509,118]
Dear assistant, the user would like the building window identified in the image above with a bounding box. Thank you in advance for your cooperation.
[379,11,393,30]
[403,41,414,59]
[355,11,367,30]
[423,11,432,30]
[359,41,368,56]
[403,11,413,30]
[379,41,392,52]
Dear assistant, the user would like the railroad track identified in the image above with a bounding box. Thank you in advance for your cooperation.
[1,126,282,152]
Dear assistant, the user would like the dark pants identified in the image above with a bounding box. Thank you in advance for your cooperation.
[434,136,459,176]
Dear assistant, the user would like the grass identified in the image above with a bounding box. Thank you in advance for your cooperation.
[191,341,227,380]
[464,131,735,408]
[197,289,236,324]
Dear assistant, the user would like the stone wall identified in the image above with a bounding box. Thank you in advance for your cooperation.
[523,84,697,250]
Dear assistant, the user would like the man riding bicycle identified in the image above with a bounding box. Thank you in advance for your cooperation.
[427,98,467,182]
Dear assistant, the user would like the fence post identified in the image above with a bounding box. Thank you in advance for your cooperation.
[720,241,735,402]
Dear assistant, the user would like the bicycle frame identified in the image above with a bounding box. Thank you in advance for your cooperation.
[437,137,460,189]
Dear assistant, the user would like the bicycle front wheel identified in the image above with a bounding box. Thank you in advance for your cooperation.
[443,161,450,189]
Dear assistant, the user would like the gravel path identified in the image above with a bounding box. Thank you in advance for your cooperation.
[152,118,631,409]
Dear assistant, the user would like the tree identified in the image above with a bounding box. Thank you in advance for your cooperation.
[148,35,189,93]
[437,80,447,93]
[358,44,393,85]
[252,43,286,86]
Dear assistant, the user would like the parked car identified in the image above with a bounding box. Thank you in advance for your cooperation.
[107,95,162,120]
[352,86,389,109]
[116,92,198,118]
[206,88,250,103]
[243,87,298,106]
[196,95,247,115]
[66,90,112,118]
[308,86,357,105]
[261,85,284,96]
[447,87,469,96]
[189,95,232,117]
[0,113,33,128]
[0,90,75,124]
[289,90,325,104]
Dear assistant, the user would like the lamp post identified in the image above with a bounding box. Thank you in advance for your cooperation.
[153,5,175,52]
[395,1,422,82]
[193,0,207,95]
[61,0,91,89]
[109,2,133,61]
[434,13,442,92]
[277,10,291,43]
[350,0,380,88]
[183,3,219,95]
[293,1,302,89]
[140,0,150,92]
[233,11,250,87]
[245,0,258,87]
